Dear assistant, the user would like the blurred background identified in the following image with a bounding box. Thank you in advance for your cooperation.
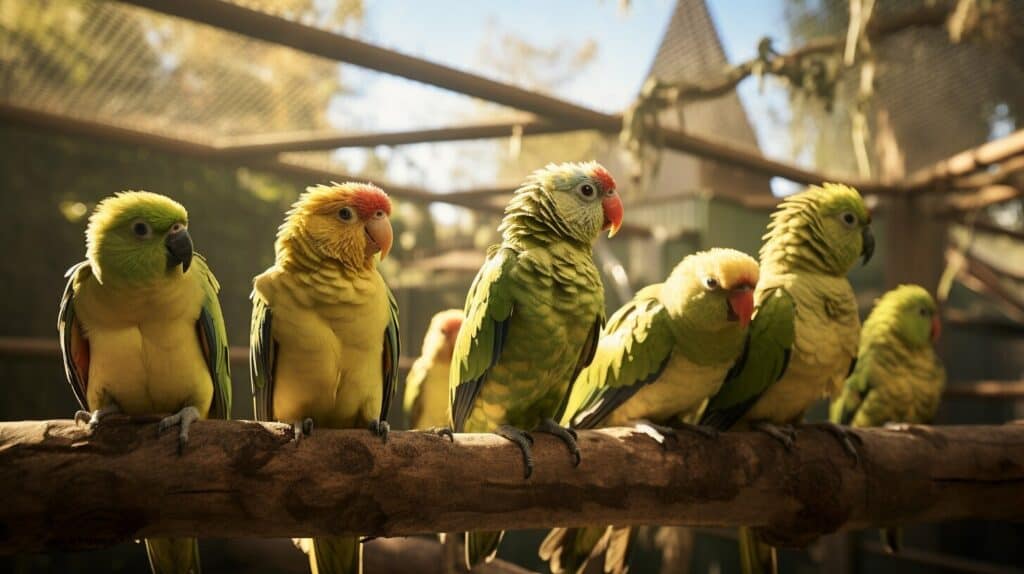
[1,0,1023,572]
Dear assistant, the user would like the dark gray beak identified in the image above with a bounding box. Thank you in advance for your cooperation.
[861,226,875,266]
[165,228,193,273]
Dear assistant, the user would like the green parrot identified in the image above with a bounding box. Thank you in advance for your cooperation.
[830,284,944,553]
[403,308,463,430]
[250,183,400,574]
[698,183,875,574]
[58,191,232,574]
[539,248,760,574]
[450,161,624,569]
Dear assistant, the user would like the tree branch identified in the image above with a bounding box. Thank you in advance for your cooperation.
[1,420,1022,554]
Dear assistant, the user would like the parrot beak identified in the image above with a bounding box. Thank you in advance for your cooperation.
[364,215,393,260]
[727,285,755,328]
[164,226,193,273]
[602,193,624,238]
[931,315,942,343]
[861,226,875,266]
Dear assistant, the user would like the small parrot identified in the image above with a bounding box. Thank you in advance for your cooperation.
[403,309,464,430]
[540,248,759,574]
[698,183,875,574]
[58,191,232,574]
[830,284,945,553]
[250,182,400,574]
[450,161,624,569]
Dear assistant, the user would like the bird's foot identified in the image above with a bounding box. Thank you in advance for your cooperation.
[752,421,796,450]
[676,421,720,440]
[428,426,455,442]
[158,406,200,454]
[369,419,390,442]
[634,421,678,449]
[804,421,861,463]
[74,404,120,430]
[534,418,581,467]
[495,425,535,479]
[291,418,314,444]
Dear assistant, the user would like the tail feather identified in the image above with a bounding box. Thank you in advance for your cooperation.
[465,530,504,570]
[603,526,634,574]
[145,537,201,574]
[540,527,600,574]
[881,527,903,554]
[738,527,777,574]
[295,536,361,574]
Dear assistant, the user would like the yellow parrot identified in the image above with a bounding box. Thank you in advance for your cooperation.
[250,182,400,574]
[58,191,232,574]
[403,308,463,430]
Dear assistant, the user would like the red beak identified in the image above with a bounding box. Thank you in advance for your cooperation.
[602,194,624,238]
[931,316,941,343]
[728,288,755,328]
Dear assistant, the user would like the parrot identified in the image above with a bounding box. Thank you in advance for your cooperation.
[698,182,875,574]
[539,248,760,574]
[57,191,232,574]
[830,284,945,553]
[403,308,464,430]
[250,182,400,574]
[450,161,624,569]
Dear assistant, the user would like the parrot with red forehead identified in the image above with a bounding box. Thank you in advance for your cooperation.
[450,161,624,569]
[698,183,875,574]
[58,190,232,574]
[250,182,400,574]
[403,309,464,430]
[830,284,945,554]
[540,248,759,574]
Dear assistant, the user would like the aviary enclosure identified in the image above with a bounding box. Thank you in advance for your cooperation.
[0,1,1022,573]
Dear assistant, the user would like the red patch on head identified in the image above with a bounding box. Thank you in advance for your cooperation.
[591,166,616,192]
[442,316,463,335]
[350,185,392,220]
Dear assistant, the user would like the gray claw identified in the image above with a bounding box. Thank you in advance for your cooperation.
[431,427,455,442]
[753,421,796,450]
[808,422,861,463]
[496,425,535,479]
[369,419,390,442]
[75,405,120,429]
[292,418,314,444]
[535,418,581,466]
[158,406,200,454]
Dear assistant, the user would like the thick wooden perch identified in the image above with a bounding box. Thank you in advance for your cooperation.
[1,420,1022,555]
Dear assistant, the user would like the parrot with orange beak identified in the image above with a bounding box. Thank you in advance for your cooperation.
[540,248,759,574]
[449,161,623,568]
[249,182,400,574]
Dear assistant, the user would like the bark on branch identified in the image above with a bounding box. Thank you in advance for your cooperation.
[1,420,1022,554]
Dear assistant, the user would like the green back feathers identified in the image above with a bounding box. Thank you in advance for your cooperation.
[500,161,616,247]
[760,183,871,276]
[86,191,189,284]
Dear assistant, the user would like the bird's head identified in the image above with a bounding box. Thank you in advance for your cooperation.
[424,308,464,362]
[85,191,193,285]
[665,248,759,332]
[276,182,393,271]
[870,284,941,348]
[763,182,874,274]
[508,161,623,244]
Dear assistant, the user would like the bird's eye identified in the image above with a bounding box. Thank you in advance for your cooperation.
[577,183,596,199]
[840,212,857,227]
[703,277,719,290]
[374,209,385,219]
[131,221,152,238]
[338,207,354,221]
[919,307,930,317]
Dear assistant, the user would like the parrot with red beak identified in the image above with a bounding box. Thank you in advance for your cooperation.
[540,248,759,574]
[449,161,623,569]
[250,182,400,574]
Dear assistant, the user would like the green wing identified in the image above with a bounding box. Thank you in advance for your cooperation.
[403,356,428,426]
[194,255,232,420]
[380,286,401,426]
[450,247,517,432]
[250,288,275,422]
[569,290,675,430]
[57,261,91,410]
[701,286,795,431]
[829,359,871,425]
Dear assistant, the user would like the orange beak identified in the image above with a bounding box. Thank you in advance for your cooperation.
[364,215,393,260]
[728,287,755,328]
[602,194,624,238]
[931,315,941,343]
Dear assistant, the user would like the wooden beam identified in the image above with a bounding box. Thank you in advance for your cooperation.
[217,119,580,156]
[904,130,1024,192]
[1,420,1022,553]
[943,381,1024,400]
[117,0,888,193]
